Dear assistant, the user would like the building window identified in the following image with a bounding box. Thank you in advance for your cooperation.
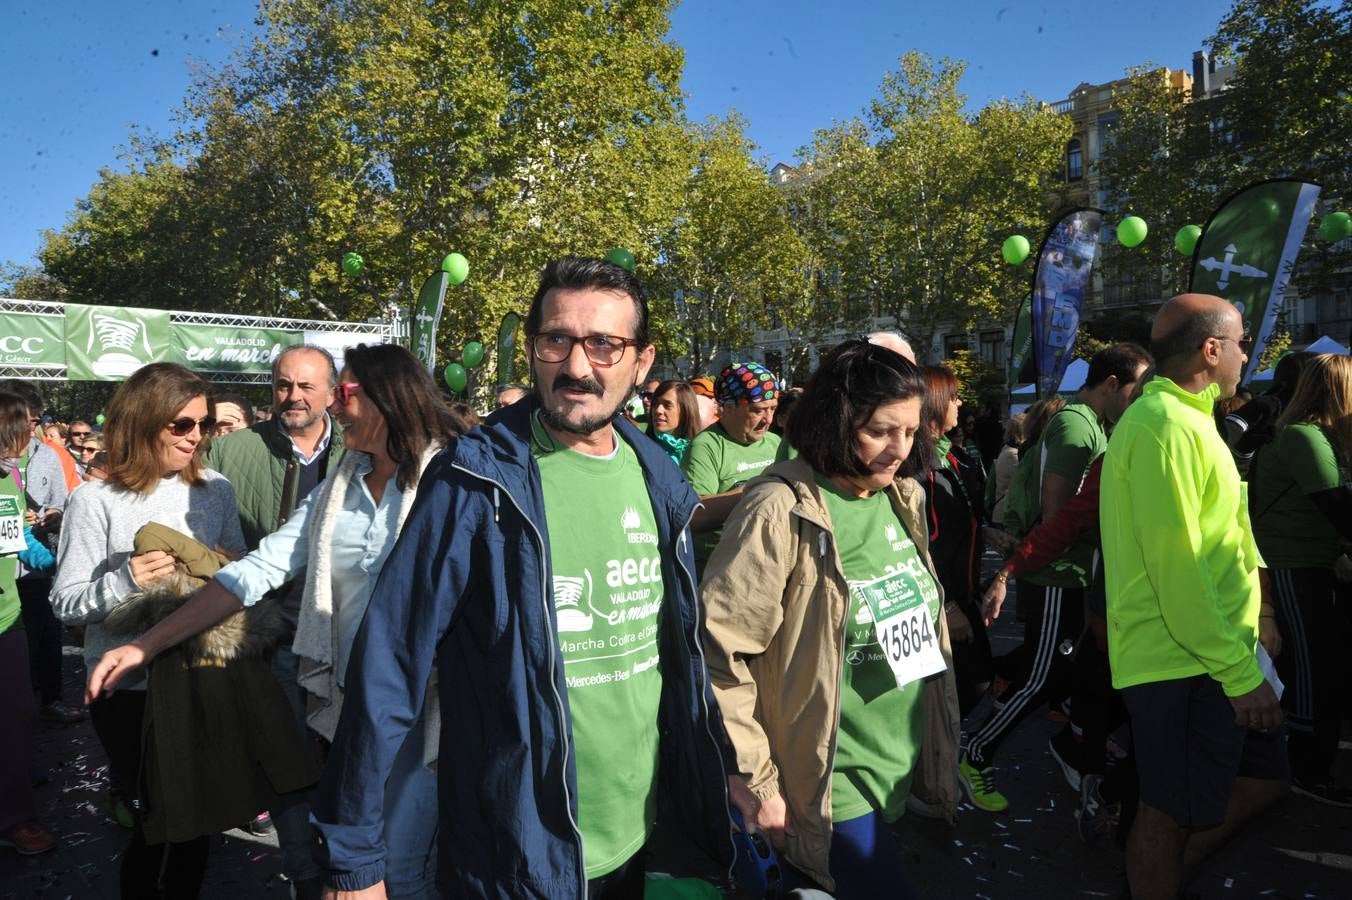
[943,334,969,358]
[1066,139,1083,181]
[979,330,1005,368]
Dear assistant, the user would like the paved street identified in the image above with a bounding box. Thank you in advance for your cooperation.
[5,564,1350,899]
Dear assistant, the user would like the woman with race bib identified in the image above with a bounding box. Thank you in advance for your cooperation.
[701,339,960,899]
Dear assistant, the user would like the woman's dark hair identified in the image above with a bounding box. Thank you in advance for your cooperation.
[342,344,471,490]
[920,365,960,445]
[788,339,930,480]
[645,380,700,441]
[0,392,31,458]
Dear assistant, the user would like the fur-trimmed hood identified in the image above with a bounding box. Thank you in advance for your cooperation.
[104,570,284,665]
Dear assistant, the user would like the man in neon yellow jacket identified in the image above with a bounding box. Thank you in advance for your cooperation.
[1100,293,1287,900]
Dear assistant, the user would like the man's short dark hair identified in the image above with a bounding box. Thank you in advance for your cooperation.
[789,339,930,480]
[1083,342,1153,389]
[1150,310,1232,368]
[0,378,43,416]
[525,257,649,345]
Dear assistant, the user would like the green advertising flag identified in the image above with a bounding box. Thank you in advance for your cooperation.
[496,312,521,387]
[411,271,450,372]
[172,324,301,375]
[1190,179,1322,382]
[0,313,64,368]
[64,304,173,381]
[1008,292,1033,392]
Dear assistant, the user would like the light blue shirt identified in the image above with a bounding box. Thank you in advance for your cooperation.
[216,452,400,684]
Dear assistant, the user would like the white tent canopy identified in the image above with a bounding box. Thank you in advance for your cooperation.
[1250,335,1350,382]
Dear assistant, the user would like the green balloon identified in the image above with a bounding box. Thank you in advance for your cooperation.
[95,413,106,426]
[1318,211,1352,242]
[1117,216,1148,248]
[462,341,485,368]
[441,252,469,285]
[1174,224,1202,256]
[1001,235,1030,265]
[342,252,364,276]
[443,363,468,393]
[606,247,636,272]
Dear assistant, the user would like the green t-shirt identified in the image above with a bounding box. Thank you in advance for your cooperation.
[0,467,21,634]
[1004,402,1105,587]
[531,416,664,878]
[817,476,939,824]
[682,424,781,566]
[1251,423,1346,569]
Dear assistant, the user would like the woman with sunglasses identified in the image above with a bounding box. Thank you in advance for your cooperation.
[88,344,469,899]
[51,362,246,898]
[645,379,701,465]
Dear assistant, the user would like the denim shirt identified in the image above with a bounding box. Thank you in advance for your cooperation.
[216,452,400,680]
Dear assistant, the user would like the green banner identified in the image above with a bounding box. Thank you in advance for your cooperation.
[0,313,64,367]
[1190,179,1321,382]
[173,324,301,375]
[496,311,521,387]
[411,271,449,372]
[65,304,173,381]
[1008,292,1033,390]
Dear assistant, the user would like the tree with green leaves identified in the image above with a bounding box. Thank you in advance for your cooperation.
[1096,0,1350,306]
[794,52,1071,358]
[649,115,815,376]
[32,0,697,367]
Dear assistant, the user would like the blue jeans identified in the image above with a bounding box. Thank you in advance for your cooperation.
[271,645,321,884]
[785,811,917,900]
[381,716,439,898]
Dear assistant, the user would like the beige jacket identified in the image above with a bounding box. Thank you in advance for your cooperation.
[701,457,961,890]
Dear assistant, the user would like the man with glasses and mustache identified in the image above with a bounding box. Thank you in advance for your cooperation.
[311,257,732,899]
[204,345,345,897]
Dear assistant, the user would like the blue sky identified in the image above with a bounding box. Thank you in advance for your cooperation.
[1,0,1235,270]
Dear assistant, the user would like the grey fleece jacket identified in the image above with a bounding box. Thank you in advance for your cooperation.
[52,471,246,683]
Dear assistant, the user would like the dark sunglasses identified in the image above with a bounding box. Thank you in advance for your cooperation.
[79,446,99,455]
[333,382,362,405]
[69,430,92,438]
[166,416,216,437]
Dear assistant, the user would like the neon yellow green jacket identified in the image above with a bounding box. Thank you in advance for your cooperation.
[1100,377,1263,697]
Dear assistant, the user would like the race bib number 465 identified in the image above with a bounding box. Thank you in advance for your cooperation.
[0,496,26,555]
[854,569,946,690]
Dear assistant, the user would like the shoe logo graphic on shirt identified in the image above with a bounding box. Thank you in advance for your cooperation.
[553,571,595,632]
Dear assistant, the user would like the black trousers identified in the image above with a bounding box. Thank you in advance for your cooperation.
[966,581,1084,767]
[18,577,62,705]
[586,848,645,900]
[89,691,209,899]
[1270,567,1344,782]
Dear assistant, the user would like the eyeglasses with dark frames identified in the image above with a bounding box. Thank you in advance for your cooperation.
[68,430,93,439]
[166,416,216,437]
[528,333,644,367]
[333,382,362,406]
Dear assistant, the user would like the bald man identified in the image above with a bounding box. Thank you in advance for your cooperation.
[1100,294,1286,900]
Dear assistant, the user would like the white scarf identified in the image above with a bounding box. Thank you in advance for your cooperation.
[293,445,441,767]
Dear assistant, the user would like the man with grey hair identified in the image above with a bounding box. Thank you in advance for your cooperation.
[866,331,916,363]
[205,344,345,900]
[494,382,529,409]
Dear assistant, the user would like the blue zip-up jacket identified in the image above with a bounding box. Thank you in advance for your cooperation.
[312,399,734,897]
